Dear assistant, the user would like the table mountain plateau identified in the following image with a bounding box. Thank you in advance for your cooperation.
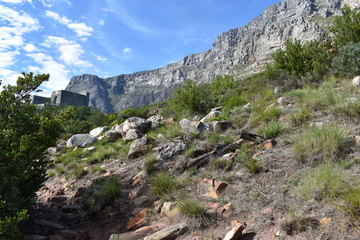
[65,0,355,113]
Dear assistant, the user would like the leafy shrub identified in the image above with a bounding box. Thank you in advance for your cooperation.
[293,124,349,163]
[150,172,179,199]
[298,163,348,201]
[118,106,150,123]
[290,106,311,126]
[257,121,284,138]
[85,176,122,210]
[177,198,206,217]
[331,42,360,77]
[0,201,28,240]
[329,6,360,48]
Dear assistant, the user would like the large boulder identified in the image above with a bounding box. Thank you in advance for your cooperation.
[123,117,151,133]
[179,119,210,134]
[66,134,97,148]
[125,129,145,141]
[90,126,108,137]
[128,136,148,158]
[154,140,187,161]
[209,121,232,132]
[104,130,123,141]
[200,107,222,122]
[147,115,163,129]
[144,223,188,240]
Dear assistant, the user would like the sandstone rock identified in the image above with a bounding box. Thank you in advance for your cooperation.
[180,119,210,134]
[128,136,148,158]
[198,179,228,199]
[263,139,277,149]
[163,118,174,125]
[320,217,331,226]
[223,222,246,240]
[154,140,187,161]
[66,134,97,148]
[89,126,108,137]
[132,208,143,215]
[57,230,78,240]
[144,223,188,240]
[353,76,360,86]
[126,209,147,230]
[134,195,148,207]
[147,115,163,129]
[160,202,180,217]
[123,117,151,133]
[200,107,222,122]
[125,129,145,141]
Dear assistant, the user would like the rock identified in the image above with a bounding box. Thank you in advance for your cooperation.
[223,222,246,240]
[66,134,98,148]
[147,115,163,129]
[198,179,228,199]
[35,219,65,234]
[160,202,180,217]
[47,147,57,155]
[112,123,126,136]
[104,130,123,141]
[109,235,124,240]
[277,97,292,107]
[49,235,65,240]
[134,195,148,207]
[355,135,360,146]
[163,118,174,125]
[320,217,331,226]
[132,208,143,215]
[57,230,78,240]
[274,86,282,95]
[48,195,68,204]
[263,139,277,149]
[125,129,145,141]
[200,107,222,122]
[126,209,147,230]
[209,121,232,132]
[223,202,232,211]
[179,119,210,134]
[24,236,48,240]
[89,126,108,137]
[84,146,96,152]
[154,140,187,161]
[243,103,251,109]
[353,76,360,86]
[144,223,188,240]
[123,117,151,133]
[128,136,148,158]
[57,141,67,148]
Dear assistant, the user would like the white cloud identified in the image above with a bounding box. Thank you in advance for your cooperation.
[45,10,93,37]
[23,43,37,52]
[0,5,39,86]
[27,52,69,90]
[123,47,132,54]
[98,20,105,26]
[43,36,92,67]
[40,0,71,8]
[0,0,32,3]
[95,55,107,61]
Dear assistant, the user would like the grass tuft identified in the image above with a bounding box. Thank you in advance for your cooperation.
[257,121,284,138]
[150,172,179,199]
[177,198,206,217]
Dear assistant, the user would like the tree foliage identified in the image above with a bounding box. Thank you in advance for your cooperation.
[0,73,61,237]
[329,5,360,48]
[332,42,360,77]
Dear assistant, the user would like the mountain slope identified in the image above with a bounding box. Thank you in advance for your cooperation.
[65,0,347,113]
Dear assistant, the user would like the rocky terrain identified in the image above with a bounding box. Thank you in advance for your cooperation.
[23,75,360,240]
[66,0,353,114]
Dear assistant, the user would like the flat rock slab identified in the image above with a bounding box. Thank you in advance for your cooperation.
[144,223,188,240]
[66,134,98,148]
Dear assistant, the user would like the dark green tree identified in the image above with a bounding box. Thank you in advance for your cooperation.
[329,5,360,48]
[0,73,61,239]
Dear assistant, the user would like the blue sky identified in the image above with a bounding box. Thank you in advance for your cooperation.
[0,0,280,95]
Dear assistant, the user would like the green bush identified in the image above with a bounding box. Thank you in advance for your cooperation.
[337,185,360,221]
[177,198,206,217]
[293,124,349,163]
[0,201,28,240]
[298,163,348,201]
[85,176,122,210]
[150,172,179,199]
[245,159,262,174]
[331,42,360,77]
[0,73,61,223]
[257,121,284,138]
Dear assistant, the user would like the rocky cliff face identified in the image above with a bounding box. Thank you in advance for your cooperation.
[66,0,350,113]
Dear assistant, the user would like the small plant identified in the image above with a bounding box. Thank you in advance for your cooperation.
[298,163,348,201]
[144,154,158,174]
[250,105,282,126]
[91,165,107,174]
[281,210,319,236]
[210,158,232,171]
[245,159,262,174]
[150,172,179,199]
[337,185,360,221]
[186,166,198,176]
[290,106,311,126]
[70,165,87,179]
[293,123,349,163]
[331,100,360,122]
[85,176,122,210]
[257,121,284,138]
[177,198,206,217]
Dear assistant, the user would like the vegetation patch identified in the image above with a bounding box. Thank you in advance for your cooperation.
[150,172,179,199]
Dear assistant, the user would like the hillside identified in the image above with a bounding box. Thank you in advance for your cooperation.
[65,0,347,114]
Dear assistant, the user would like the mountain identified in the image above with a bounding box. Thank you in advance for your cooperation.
[65,0,349,113]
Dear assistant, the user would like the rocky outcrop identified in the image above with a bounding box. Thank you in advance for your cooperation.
[66,0,351,113]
